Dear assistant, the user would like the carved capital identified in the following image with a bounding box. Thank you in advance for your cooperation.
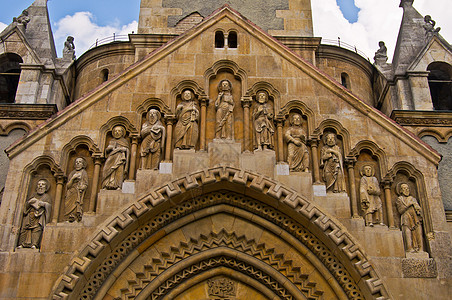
[240,96,253,108]
[198,96,209,107]
[164,114,176,124]
[345,158,357,167]
[307,138,319,147]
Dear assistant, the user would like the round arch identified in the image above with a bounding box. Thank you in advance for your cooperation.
[51,167,390,300]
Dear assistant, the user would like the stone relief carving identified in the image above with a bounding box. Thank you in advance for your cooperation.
[215,79,235,139]
[101,126,130,190]
[396,183,424,253]
[207,277,237,298]
[320,132,346,192]
[373,41,388,65]
[64,157,89,222]
[17,179,52,249]
[174,89,199,149]
[359,165,383,226]
[140,109,166,170]
[284,113,309,172]
[63,36,76,60]
[423,15,441,40]
[253,91,275,150]
[13,9,30,29]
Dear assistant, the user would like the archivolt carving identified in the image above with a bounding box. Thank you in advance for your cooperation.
[170,80,206,110]
[349,140,388,178]
[98,116,138,153]
[52,167,390,300]
[136,97,172,117]
[279,99,316,137]
[120,229,324,300]
[204,59,248,96]
[314,119,352,155]
[0,122,31,136]
[60,135,99,173]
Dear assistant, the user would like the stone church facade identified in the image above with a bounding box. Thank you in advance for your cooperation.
[0,0,451,298]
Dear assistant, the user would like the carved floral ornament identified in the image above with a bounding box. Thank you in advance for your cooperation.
[51,167,390,299]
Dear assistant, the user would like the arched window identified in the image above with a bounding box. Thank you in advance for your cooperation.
[427,62,452,110]
[228,31,238,48]
[341,72,350,89]
[0,53,23,103]
[101,69,109,82]
[215,31,224,48]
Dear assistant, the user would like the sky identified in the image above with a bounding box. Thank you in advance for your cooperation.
[0,0,451,62]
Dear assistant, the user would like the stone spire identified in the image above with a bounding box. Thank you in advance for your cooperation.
[23,0,57,65]
[392,0,425,75]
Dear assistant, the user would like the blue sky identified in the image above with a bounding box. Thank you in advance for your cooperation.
[0,0,451,60]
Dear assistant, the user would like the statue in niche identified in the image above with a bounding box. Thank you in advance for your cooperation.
[64,157,89,222]
[320,132,346,193]
[423,15,441,39]
[174,89,199,149]
[284,113,309,172]
[140,109,166,170]
[17,179,52,249]
[101,126,130,190]
[253,91,275,150]
[215,79,235,139]
[373,41,388,65]
[359,164,383,226]
[63,36,76,60]
[13,9,30,29]
[396,183,424,253]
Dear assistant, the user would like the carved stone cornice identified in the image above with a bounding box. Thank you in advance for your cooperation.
[0,104,57,120]
[391,110,452,127]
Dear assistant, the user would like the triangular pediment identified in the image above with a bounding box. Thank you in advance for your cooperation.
[6,6,440,165]
[408,35,452,72]
[0,25,43,65]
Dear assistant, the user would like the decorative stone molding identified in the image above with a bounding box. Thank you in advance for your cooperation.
[0,104,57,120]
[207,277,237,298]
[51,166,390,300]
[391,110,452,127]
[402,258,437,278]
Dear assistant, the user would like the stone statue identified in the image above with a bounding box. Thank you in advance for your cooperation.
[63,36,76,60]
[253,91,275,150]
[140,109,166,169]
[423,15,441,39]
[13,9,30,29]
[360,165,383,226]
[396,183,424,253]
[64,157,89,222]
[320,132,346,193]
[17,179,52,249]
[215,79,234,139]
[174,89,199,149]
[284,113,309,172]
[373,41,388,65]
[101,126,130,190]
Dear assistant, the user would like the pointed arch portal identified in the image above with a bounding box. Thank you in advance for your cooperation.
[52,167,390,300]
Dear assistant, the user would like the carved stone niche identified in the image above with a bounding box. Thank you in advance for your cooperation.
[139,107,166,170]
[283,109,310,172]
[61,146,94,222]
[17,163,56,249]
[208,72,242,143]
[318,129,347,193]
[355,150,384,226]
[391,172,428,256]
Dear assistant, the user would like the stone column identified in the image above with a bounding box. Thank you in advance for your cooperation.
[199,96,209,151]
[345,158,360,218]
[308,138,321,183]
[89,154,102,213]
[383,179,395,228]
[276,116,285,162]
[128,135,139,180]
[164,115,176,161]
[52,173,65,224]
[241,96,252,152]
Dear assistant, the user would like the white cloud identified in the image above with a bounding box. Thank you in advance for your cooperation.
[312,0,451,62]
[53,12,137,58]
[0,22,7,34]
